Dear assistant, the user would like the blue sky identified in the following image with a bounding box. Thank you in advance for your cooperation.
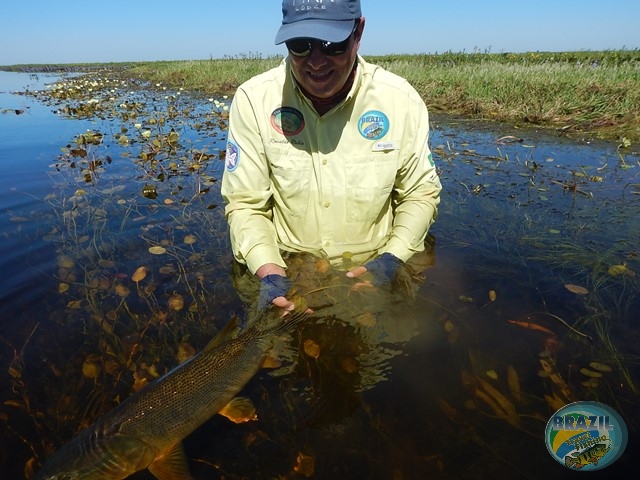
[1,0,638,65]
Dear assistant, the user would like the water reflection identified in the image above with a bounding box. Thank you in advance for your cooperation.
[0,70,638,479]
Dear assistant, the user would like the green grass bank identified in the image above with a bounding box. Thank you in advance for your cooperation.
[4,50,640,142]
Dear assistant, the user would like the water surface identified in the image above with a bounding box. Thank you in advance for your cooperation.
[0,70,638,479]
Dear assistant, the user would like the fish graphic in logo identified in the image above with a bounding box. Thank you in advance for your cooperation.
[271,107,304,136]
[545,401,628,471]
[564,442,611,469]
[358,110,389,140]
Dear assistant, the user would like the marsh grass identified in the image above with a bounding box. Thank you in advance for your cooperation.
[121,50,640,141]
[4,50,639,140]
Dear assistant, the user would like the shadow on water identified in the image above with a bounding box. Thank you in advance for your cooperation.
[0,70,638,479]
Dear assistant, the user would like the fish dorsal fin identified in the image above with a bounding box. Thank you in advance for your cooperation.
[203,316,238,352]
[147,442,193,480]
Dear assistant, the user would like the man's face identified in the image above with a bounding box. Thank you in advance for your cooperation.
[288,19,363,99]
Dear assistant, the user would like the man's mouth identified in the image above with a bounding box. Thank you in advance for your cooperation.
[307,70,333,82]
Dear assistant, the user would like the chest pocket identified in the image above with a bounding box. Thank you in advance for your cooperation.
[266,145,311,218]
[345,152,399,222]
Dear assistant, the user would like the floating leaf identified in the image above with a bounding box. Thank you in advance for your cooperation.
[608,264,636,277]
[183,234,197,245]
[581,379,600,388]
[82,356,101,380]
[98,259,115,268]
[544,393,567,411]
[340,356,358,373]
[67,299,82,309]
[168,293,184,311]
[303,339,321,359]
[315,258,331,274]
[57,255,76,269]
[443,319,456,333]
[588,362,613,373]
[293,452,315,477]
[486,370,498,380]
[131,266,148,282]
[148,246,167,255]
[58,282,70,294]
[580,368,602,378]
[176,342,196,364]
[488,290,497,301]
[159,265,175,275]
[355,311,376,327]
[115,284,130,297]
[507,365,522,403]
[142,184,157,199]
[564,284,589,295]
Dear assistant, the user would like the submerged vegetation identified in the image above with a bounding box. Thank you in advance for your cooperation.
[0,52,639,477]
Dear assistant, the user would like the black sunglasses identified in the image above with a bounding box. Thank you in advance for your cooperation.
[286,21,359,58]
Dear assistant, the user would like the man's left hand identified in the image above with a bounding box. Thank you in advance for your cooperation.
[346,252,403,286]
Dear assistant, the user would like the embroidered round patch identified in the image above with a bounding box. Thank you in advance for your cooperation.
[358,110,390,140]
[225,141,240,172]
[271,107,305,136]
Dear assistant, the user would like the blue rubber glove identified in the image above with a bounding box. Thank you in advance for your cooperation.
[258,274,292,309]
[364,253,403,286]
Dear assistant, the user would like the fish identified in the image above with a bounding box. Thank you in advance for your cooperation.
[564,442,610,469]
[33,308,311,480]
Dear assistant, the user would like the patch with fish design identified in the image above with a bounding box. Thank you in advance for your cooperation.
[271,107,304,136]
[545,401,627,471]
[358,110,389,140]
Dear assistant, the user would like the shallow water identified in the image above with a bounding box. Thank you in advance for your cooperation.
[0,70,638,479]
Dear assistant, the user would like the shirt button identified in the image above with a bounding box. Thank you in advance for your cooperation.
[324,202,331,208]
[322,159,328,165]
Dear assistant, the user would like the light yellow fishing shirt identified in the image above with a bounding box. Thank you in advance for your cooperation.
[221,55,441,274]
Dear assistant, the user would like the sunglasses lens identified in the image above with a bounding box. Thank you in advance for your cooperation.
[324,39,348,55]
[286,39,311,57]
[286,23,356,57]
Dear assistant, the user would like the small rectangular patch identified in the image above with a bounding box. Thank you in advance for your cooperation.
[372,141,396,152]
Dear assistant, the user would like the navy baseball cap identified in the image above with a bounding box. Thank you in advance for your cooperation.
[275,0,362,44]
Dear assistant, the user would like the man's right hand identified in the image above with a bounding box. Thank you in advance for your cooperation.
[256,263,294,311]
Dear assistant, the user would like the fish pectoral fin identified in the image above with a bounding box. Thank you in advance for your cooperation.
[218,395,258,423]
[147,442,193,480]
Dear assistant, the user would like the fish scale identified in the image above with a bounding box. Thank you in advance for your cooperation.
[34,309,310,480]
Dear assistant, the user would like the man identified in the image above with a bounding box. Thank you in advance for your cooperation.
[221,0,441,311]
